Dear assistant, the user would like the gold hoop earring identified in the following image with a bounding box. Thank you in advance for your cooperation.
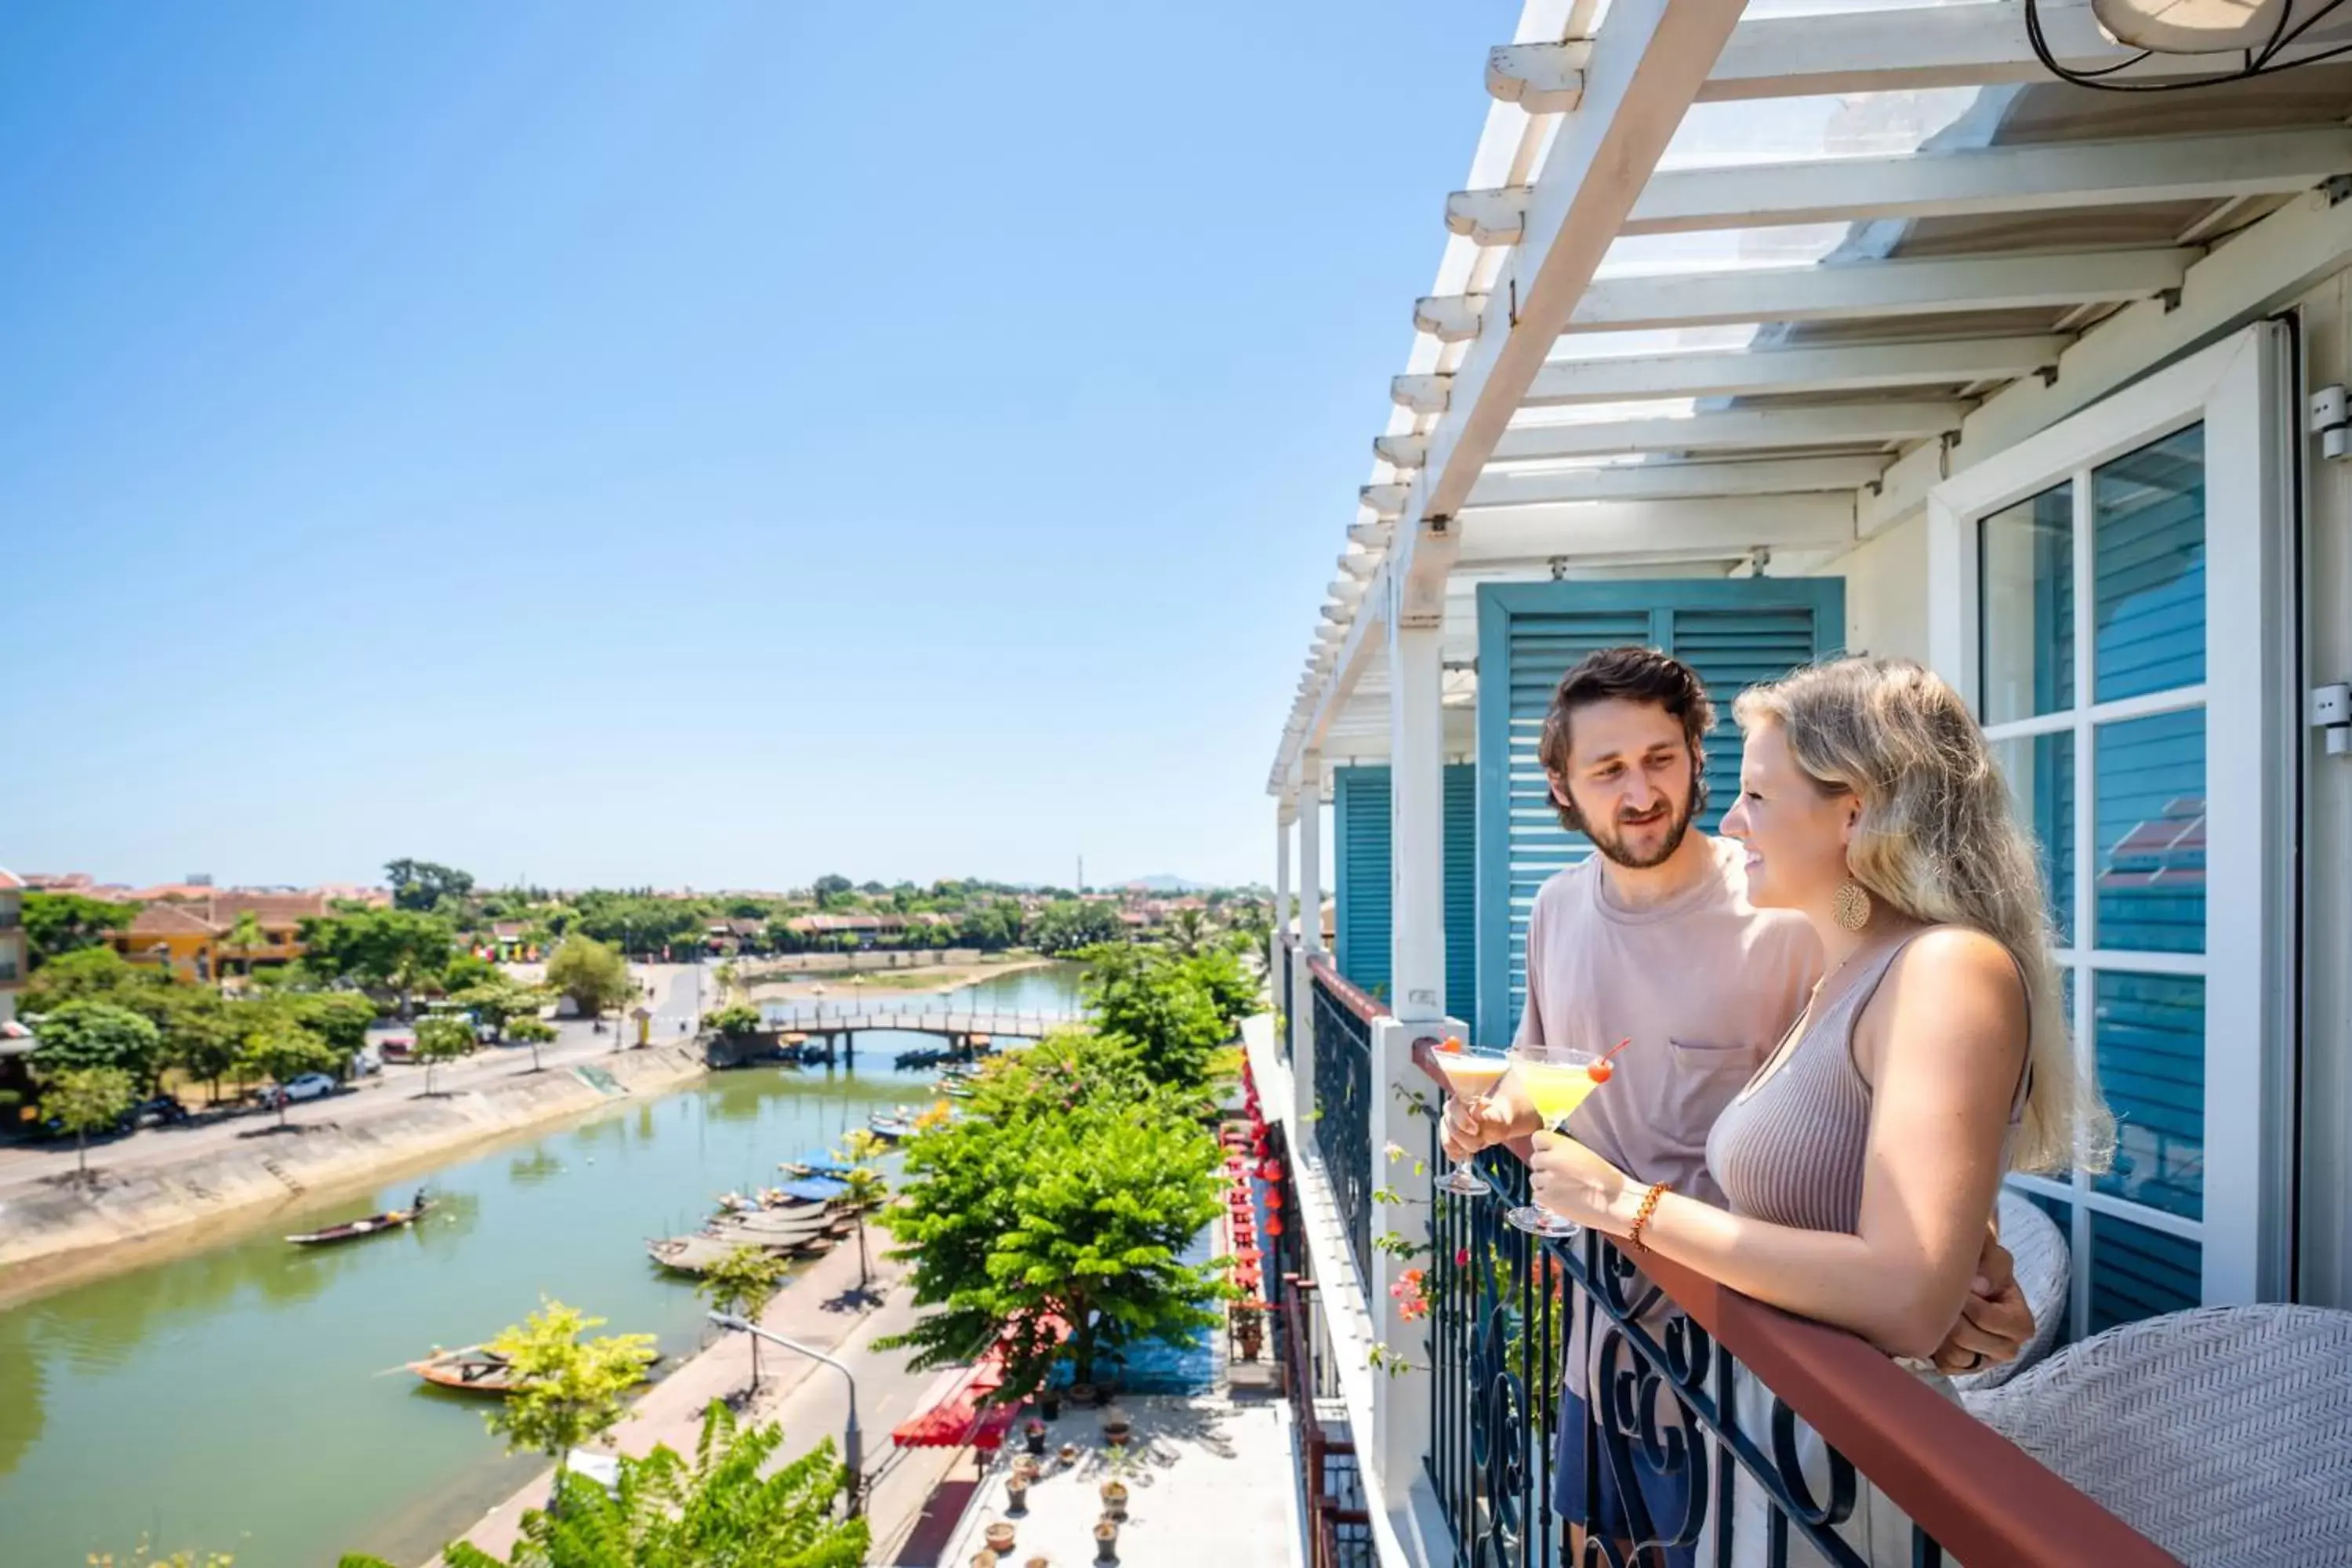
[1831,880,1872,932]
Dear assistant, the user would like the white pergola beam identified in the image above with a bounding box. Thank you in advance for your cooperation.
[1374,434,1428,470]
[1392,375,1453,416]
[1402,0,1753,577]
[1414,294,1490,343]
[1359,483,1410,517]
[1485,41,1590,114]
[1697,0,2352,101]
[1466,454,1889,507]
[1445,187,1530,246]
[1568,249,2193,335]
[1490,401,1971,462]
[1526,335,2068,405]
[1456,493,1855,563]
[1622,129,2352,238]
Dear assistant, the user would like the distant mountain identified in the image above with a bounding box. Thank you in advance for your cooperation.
[1120,874,1203,894]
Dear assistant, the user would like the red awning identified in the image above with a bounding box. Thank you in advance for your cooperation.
[892,1391,1019,1450]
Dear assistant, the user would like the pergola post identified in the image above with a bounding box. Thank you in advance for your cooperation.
[1291,755,1324,1087]
[1273,804,1296,978]
[1387,560,1450,1025]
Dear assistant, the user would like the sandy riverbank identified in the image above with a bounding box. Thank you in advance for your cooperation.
[743,955,1060,1002]
[0,1045,710,1307]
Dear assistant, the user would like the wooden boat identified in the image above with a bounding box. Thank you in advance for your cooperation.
[703,1209,834,1241]
[410,1341,662,1396]
[648,1232,829,1275]
[288,1196,431,1247]
[408,1345,518,1396]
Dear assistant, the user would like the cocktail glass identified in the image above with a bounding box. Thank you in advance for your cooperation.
[1431,1045,1510,1196]
[1503,1044,1602,1240]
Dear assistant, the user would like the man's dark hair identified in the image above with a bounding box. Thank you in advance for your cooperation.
[1536,646,1715,833]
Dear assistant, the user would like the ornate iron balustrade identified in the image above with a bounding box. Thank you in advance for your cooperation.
[1308,958,1379,1285]
[1417,1054,2180,1568]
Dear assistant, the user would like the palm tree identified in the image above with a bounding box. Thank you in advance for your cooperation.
[224,911,268,987]
[1166,907,1212,957]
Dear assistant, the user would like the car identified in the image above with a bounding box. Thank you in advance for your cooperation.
[132,1096,191,1128]
[256,1073,339,1109]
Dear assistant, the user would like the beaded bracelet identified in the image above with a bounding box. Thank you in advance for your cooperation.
[1628,1181,1669,1253]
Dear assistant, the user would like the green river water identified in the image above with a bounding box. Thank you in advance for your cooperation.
[0,965,1083,1568]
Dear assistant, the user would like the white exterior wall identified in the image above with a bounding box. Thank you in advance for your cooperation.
[1826,511,1932,666]
[2288,264,2352,1313]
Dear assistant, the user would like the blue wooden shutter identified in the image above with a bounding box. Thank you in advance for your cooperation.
[1474,579,1845,1043]
[1445,762,1476,1026]
[1332,764,1392,1002]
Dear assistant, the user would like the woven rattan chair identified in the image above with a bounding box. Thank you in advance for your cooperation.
[1950,1189,2070,1394]
[1963,1304,2352,1566]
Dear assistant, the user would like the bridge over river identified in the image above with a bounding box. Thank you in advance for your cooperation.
[757,1005,1076,1043]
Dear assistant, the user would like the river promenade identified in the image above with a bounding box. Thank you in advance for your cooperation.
[0,967,710,1298]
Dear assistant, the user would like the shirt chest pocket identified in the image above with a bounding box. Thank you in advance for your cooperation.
[1662,1036,1761,1127]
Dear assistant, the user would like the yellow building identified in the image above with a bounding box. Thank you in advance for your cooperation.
[111,891,328,982]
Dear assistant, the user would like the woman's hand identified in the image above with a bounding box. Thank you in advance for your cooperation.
[1528,1131,1635,1232]
[1441,1086,1534,1162]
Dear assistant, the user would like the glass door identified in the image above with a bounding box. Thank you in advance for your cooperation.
[1927,325,2297,1337]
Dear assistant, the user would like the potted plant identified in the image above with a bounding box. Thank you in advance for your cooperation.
[1233,1301,1265,1361]
[1004,1472,1031,1515]
[972,1554,998,1568]
[1012,1454,1041,1482]
[1025,1417,1048,1456]
[1101,1406,1132,1446]
[985,1523,1018,1555]
[1058,1441,1080,1466]
[1100,1477,1129,1520]
[1066,1381,1098,1409]
[1094,1516,1120,1563]
[1025,1558,1049,1568]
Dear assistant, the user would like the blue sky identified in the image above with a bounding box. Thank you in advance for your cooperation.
[1,1,1508,892]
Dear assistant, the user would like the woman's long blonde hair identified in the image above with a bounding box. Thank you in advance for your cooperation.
[1733,656,2111,1174]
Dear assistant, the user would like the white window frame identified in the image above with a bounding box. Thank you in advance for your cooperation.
[1928,323,2298,1319]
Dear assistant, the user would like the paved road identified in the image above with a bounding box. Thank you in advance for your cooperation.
[0,964,709,1199]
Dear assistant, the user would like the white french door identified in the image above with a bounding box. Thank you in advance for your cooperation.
[1927,325,2297,1338]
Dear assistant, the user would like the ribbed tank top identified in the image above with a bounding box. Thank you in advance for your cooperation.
[1705,928,2027,1233]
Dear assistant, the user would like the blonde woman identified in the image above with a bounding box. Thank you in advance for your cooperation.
[1527,655,2108,1565]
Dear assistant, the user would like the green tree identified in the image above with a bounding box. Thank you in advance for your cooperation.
[546,936,630,1025]
[300,908,455,1018]
[1184,947,1259,1033]
[695,1246,789,1394]
[32,999,166,1087]
[834,1128,891,1294]
[274,992,380,1063]
[386,858,476,913]
[223,910,269,984]
[340,1401,865,1568]
[413,1015,477,1095]
[453,978,548,1042]
[1030,899,1123,954]
[240,1023,339,1127]
[41,1065,136,1180]
[154,988,247,1103]
[440,951,503,995]
[1083,945,1228,1091]
[20,945,161,1012]
[704,1004,762,1041]
[877,1031,1227,1398]
[20,891,139,968]
[811,874,854,908]
[508,1015,560,1073]
[479,1301,656,1489]
[1163,906,1212,957]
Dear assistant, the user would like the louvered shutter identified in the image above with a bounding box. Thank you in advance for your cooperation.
[1444,762,1476,1026]
[1474,579,1845,1042]
[1332,764,1392,1002]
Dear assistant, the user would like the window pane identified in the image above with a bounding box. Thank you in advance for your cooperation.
[1993,732,2074,945]
[1980,481,2074,724]
[2094,710,2205,953]
[2093,426,2205,703]
[2088,1210,2201,1333]
[2092,971,2204,1221]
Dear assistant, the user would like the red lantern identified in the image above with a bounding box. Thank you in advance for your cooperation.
[1265,1214,1283,1236]
[1259,1158,1283,1183]
[1265,1185,1282,1208]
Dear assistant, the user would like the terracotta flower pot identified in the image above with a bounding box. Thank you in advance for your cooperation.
[1058,1443,1080,1466]
[1100,1480,1128,1521]
[1101,1409,1132,1446]
[985,1523,1018,1554]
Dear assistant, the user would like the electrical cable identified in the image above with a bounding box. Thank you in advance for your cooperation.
[2024,0,2352,91]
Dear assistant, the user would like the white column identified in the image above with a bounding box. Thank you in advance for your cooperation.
[1273,804,1296,967]
[1388,583,1446,1025]
[1298,755,1325,955]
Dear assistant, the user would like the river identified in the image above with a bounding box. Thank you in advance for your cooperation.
[0,963,1086,1568]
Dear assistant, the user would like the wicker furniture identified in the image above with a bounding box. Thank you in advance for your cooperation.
[1951,1189,2071,1395]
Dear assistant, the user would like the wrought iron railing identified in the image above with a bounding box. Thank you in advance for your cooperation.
[1416,1049,2180,1568]
[1308,958,1378,1284]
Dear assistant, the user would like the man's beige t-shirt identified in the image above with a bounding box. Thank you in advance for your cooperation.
[1512,836,1821,1205]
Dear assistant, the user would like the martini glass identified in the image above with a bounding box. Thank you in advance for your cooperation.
[1503,1043,1602,1239]
[1431,1043,1510,1196]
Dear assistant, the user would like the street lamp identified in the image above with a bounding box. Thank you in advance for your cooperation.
[706,1312,862,1515]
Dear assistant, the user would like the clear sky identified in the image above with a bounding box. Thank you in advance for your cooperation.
[1,0,1511,892]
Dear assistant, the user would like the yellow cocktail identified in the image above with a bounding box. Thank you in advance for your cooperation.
[1433,1045,1510,1196]
[1515,1057,1602,1132]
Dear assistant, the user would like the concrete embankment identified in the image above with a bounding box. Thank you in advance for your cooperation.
[0,1045,709,1298]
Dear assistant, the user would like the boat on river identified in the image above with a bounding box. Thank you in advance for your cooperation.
[648,1232,830,1274]
[287,1196,431,1247]
[408,1345,518,1396]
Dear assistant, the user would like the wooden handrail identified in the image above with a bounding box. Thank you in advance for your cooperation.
[1408,1045,2182,1568]
[1306,953,1384,1027]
